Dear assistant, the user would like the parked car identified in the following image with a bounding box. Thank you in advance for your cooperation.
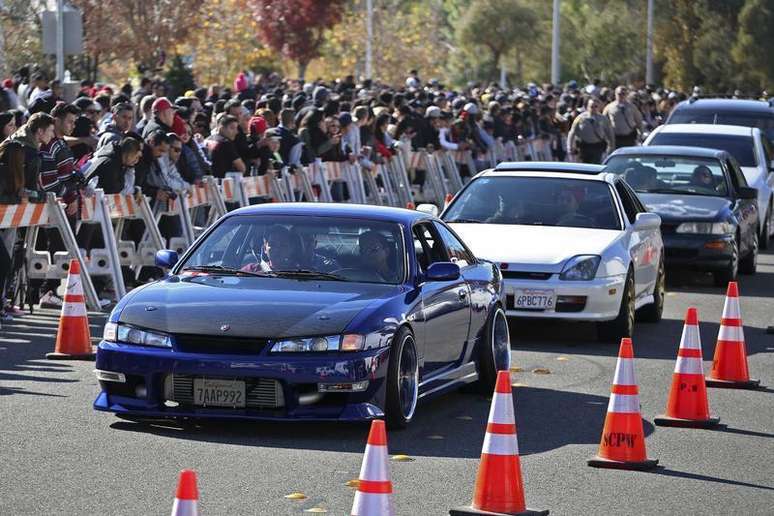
[426,162,664,342]
[645,124,774,249]
[666,97,774,145]
[93,203,510,428]
[605,146,759,286]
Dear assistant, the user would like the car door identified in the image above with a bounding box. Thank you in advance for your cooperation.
[412,222,471,375]
[726,157,758,254]
[615,180,658,298]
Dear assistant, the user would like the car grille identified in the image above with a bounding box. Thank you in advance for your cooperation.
[169,374,285,408]
[501,271,553,280]
[174,334,270,355]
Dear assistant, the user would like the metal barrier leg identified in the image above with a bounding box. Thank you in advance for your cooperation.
[177,194,196,247]
[45,194,102,311]
[94,190,126,301]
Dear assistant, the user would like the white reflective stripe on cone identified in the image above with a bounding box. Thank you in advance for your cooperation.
[679,325,701,350]
[675,356,704,375]
[722,298,741,318]
[66,274,84,296]
[607,393,640,414]
[482,431,519,456]
[170,499,198,516]
[61,302,88,318]
[351,492,393,516]
[488,392,515,425]
[612,358,636,386]
[718,324,744,342]
[359,445,390,482]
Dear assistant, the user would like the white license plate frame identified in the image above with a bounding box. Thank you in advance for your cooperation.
[512,288,556,310]
[193,378,246,408]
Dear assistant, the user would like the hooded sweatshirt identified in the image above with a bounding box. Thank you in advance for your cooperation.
[7,125,44,199]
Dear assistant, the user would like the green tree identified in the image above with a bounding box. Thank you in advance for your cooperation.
[164,55,196,98]
[732,0,774,91]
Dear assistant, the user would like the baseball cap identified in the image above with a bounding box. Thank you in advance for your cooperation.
[463,102,479,115]
[152,97,173,112]
[425,106,442,118]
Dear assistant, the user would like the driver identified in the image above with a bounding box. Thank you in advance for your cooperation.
[458,186,501,222]
[556,185,589,226]
[359,231,397,282]
[242,225,303,272]
[625,165,659,190]
[690,165,715,189]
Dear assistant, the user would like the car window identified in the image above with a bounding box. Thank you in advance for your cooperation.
[443,176,621,230]
[727,158,749,189]
[669,109,774,134]
[181,215,405,284]
[614,181,639,224]
[412,223,448,272]
[605,155,729,197]
[649,132,757,167]
[433,222,475,268]
[761,137,774,165]
[621,181,647,212]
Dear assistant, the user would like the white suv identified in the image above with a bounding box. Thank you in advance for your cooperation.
[645,124,774,248]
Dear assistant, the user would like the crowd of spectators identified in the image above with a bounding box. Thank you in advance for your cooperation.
[0,64,714,321]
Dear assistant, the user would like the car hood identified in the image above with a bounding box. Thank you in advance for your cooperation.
[637,193,731,222]
[118,275,401,338]
[450,223,621,272]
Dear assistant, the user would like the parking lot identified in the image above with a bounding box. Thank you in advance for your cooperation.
[1,253,772,515]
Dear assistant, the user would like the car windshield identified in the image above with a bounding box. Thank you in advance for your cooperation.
[180,215,405,284]
[669,110,774,141]
[443,176,621,230]
[605,155,729,197]
[649,132,757,167]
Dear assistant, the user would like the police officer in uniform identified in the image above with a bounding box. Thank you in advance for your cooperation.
[567,98,614,164]
[604,86,643,149]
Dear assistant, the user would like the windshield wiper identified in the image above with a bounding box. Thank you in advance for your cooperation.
[446,218,483,224]
[272,269,347,281]
[180,265,275,278]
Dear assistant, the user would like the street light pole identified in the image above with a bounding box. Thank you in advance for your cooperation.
[56,0,65,80]
[645,0,654,85]
[551,0,560,86]
[365,0,373,80]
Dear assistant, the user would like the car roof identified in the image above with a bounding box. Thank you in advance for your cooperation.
[654,123,755,136]
[493,161,606,174]
[674,98,774,114]
[226,202,432,225]
[607,145,729,160]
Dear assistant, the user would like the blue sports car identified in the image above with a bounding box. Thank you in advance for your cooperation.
[94,203,510,428]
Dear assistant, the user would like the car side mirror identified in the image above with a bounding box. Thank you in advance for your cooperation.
[425,262,460,281]
[738,186,758,200]
[416,203,439,217]
[155,249,179,269]
[634,212,661,231]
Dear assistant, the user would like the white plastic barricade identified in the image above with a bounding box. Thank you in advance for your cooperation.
[1,195,101,311]
[436,151,464,193]
[279,166,317,203]
[373,163,399,207]
[409,150,447,206]
[311,160,367,204]
[386,151,415,208]
[452,149,478,181]
[204,176,228,219]
[360,165,384,206]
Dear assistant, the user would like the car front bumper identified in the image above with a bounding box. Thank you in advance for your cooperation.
[93,341,392,422]
[663,233,735,271]
[500,274,626,321]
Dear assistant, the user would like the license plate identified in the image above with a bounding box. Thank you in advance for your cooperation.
[193,378,246,408]
[513,288,555,310]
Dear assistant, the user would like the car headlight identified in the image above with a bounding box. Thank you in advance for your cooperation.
[675,222,734,235]
[559,255,601,281]
[102,321,173,348]
[270,332,392,352]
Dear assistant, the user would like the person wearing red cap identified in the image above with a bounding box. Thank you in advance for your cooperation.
[141,97,175,138]
[1,79,19,110]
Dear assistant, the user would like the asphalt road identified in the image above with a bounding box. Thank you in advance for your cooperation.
[1,253,773,515]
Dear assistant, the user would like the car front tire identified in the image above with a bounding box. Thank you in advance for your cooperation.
[739,230,758,275]
[476,306,511,393]
[638,259,665,323]
[597,270,635,342]
[713,239,739,287]
[385,327,419,430]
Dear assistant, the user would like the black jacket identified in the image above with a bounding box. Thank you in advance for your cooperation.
[141,116,172,139]
[84,142,129,195]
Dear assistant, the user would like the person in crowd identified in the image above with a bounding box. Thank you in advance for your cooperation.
[85,135,142,195]
[142,97,175,138]
[207,114,245,177]
[299,109,335,163]
[97,102,134,149]
[567,97,614,164]
[275,108,303,168]
[0,111,16,142]
[604,85,643,149]
[136,94,157,134]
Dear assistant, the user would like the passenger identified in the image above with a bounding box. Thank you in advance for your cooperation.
[624,165,659,191]
[242,225,303,272]
[359,231,397,283]
[556,185,591,227]
[690,165,715,190]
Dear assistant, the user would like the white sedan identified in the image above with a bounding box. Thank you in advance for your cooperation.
[645,124,774,248]
[426,163,664,342]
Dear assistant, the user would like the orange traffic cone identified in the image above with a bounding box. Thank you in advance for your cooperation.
[706,282,760,389]
[170,470,199,516]
[588,338,658,470]
[351,420,394,516]
[654,308,720,428]
[46,259,94,360]
[406,201,415,210]
[450,371,548,516]
[444,193,454,208]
